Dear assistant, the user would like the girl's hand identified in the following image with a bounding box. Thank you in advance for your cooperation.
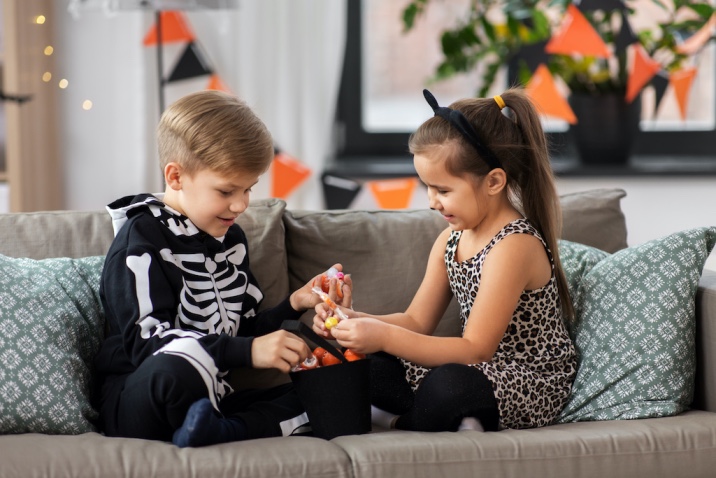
[289,263,352,311]
[330,317,387,355]
[312,302,357,338]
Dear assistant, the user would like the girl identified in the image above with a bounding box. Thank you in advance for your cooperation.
[313,88,576,432]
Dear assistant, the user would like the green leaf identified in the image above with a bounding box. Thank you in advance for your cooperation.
[402,3,419,31]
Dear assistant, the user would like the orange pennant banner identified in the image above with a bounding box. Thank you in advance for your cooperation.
[526,64,577,124]
[669,67,698,120]
[271,152,312,199]
[625,44,662,103]
[545,5,610,58]
[367,178,418,210]
[206,74,232,93]
[143,11,195,46]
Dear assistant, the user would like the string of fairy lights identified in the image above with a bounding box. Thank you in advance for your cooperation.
[34,13,93,111]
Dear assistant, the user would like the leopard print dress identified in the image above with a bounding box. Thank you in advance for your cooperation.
[401,219,577,429]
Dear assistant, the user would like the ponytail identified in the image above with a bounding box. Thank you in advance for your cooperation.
[499,89,574,321]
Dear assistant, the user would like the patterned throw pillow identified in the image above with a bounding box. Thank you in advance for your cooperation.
[556,228,716,422]
[0,255,105,434]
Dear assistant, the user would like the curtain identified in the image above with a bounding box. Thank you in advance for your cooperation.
[61,0,346,210]
[152,0,348,209]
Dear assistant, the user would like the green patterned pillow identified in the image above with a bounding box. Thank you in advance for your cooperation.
[557,227,716,422]
[0,254,105,434]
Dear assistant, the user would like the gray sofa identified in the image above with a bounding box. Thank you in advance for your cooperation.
[1,188,715,478]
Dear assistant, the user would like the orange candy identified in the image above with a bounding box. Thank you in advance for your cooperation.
[321,352,342,366]
[344,349,366,362]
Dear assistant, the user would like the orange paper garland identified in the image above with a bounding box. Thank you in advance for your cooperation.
[669,67,698,120]
[625,44,662,103]
[545,5,610,58]
[526,64,578,124]
[367,178,418,210]
[143,11,195,46]
[271,152,312,199]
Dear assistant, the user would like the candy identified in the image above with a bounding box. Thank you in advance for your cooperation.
[321,267,346,298]
[344,349,365,362]
[321,352,342,366]
[291,354,319,372]
[324,316,339,330]
[301,355,319,369]
[312,287,349,321]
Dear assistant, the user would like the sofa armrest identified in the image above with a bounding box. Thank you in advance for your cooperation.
[694,269,716,412]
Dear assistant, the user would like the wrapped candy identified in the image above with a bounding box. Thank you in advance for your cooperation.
[292,354,319,372]
[321,267,345,298]
[312,287,349,321]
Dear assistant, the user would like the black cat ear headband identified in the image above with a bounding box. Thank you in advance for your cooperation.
[422,89,503,171]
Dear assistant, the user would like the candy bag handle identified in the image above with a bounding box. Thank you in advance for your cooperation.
[281,320,348,364]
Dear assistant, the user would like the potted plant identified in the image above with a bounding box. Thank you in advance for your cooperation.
[401,0,715,165]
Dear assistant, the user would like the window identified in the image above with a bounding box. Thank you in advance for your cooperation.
[334,0,716,167]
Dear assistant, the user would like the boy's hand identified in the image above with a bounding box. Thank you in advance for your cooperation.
[251,330,310,373]
[289,263,353,311]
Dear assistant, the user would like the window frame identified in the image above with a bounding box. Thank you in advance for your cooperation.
[334,0,716,164]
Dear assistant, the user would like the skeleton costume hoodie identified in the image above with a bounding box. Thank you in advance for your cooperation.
[94,194,302,408]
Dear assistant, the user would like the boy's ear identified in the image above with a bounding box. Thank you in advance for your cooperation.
[164,162,183,191]
[485,168,507,195]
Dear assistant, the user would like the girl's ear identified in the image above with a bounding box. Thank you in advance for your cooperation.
[485,168,507,195]
[164,162,183,191]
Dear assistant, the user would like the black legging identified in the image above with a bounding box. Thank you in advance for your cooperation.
[370,352,500,432]
[98,353,305,441]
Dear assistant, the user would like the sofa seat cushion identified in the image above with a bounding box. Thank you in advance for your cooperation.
[332,410,716,478]
[0,433,353,478]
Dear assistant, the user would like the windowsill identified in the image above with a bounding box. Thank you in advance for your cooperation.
[552,155,716,176]
[326,155,716,178]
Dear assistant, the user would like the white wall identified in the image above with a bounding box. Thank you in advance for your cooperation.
[555,176,716,270]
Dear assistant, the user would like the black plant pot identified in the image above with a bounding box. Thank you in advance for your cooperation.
[568,93,641,166]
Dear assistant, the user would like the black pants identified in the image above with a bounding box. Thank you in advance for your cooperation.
[370,352,500,432]
[99,353,305,442]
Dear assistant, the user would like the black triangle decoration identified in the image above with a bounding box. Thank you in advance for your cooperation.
[575,0,625,12]
[322,173,362,210]
[614,11,639,52]
[166,42,213,83]
[650,71,670,116]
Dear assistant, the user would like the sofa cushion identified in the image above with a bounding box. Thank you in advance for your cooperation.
[559,188,627,253]
[0,198,289,309]
[557,227,716,422]
[236,198,290,310]
[284,188,629,340]
[0,255,105,434]
[284,207,462,336]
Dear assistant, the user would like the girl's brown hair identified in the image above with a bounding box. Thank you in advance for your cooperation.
[157,90,274,177]
[408,87,574,321]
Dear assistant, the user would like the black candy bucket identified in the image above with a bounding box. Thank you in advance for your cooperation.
[282,321,371,439]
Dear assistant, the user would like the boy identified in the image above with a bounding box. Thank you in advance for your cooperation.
[94,90,349,447]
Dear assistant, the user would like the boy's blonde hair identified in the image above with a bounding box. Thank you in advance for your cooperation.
[157,90,274,177]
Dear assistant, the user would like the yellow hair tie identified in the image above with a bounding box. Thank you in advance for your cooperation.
[493,95,506,110]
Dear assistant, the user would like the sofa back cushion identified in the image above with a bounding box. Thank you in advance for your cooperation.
[0,198,290,310]
[284,188,628,340]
